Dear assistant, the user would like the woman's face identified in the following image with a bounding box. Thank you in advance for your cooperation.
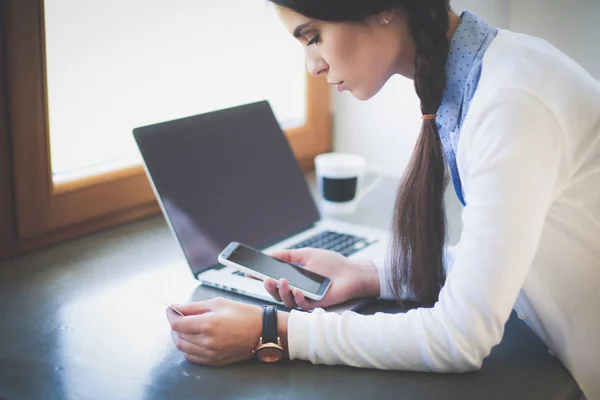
[275,6,416,101]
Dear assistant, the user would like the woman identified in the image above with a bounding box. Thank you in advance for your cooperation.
[166,1,600,398]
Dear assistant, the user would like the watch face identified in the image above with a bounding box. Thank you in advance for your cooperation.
[256,345,284,363]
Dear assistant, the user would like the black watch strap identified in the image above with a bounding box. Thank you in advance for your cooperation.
[262,305,278,344]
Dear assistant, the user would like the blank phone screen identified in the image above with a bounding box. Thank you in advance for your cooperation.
[228,245,326,294]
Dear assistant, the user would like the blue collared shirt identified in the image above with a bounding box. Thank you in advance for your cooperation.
[436,11,499,206]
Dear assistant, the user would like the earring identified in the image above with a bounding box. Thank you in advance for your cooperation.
[381,18,390,25]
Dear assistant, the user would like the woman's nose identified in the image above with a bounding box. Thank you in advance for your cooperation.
[305,54,328,77]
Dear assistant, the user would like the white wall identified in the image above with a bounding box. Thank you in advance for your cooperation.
[332,73,421,179]
[333,0,599,177]
[509,0,600,79]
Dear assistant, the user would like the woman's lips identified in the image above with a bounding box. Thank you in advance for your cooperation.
[333,81,347,92]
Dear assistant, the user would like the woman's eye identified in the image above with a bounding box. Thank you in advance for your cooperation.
[306,34,320,46]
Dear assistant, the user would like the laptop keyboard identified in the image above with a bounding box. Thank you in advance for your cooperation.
[287,231,372,257]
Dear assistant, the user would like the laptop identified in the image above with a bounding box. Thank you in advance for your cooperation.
[132,100,389,312]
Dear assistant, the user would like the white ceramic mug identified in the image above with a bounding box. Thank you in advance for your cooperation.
[314,153,383,216]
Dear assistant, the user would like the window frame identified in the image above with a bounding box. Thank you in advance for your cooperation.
[0,0,331,258]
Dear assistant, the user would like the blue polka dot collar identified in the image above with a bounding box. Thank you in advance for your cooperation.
[436,11,499,205]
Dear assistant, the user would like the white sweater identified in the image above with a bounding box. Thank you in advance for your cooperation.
[287,30,600,399]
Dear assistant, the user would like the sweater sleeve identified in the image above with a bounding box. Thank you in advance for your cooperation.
[287,89,563,371]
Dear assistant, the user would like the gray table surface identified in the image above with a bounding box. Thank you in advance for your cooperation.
[0,174,582,400]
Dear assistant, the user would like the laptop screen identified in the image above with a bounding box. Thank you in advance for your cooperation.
[133,101,320,276]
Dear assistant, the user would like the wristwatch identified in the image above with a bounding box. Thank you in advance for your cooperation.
[253,305,285,363]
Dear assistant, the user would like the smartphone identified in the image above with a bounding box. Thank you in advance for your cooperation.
[218,242,332,301]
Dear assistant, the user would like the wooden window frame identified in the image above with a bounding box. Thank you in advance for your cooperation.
[0,0,331,259]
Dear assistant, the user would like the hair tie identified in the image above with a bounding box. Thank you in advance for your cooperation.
[422,114,437,120]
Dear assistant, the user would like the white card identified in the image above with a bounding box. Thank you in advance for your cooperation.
[148,291,185,316]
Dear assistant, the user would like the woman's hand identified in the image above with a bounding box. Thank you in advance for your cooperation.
[264,248,380,310]
[166,297,262,366]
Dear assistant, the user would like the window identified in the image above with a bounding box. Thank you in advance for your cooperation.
[0,0,331,258]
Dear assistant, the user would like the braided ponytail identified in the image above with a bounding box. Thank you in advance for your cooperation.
[268,0,452,306]
[390,0,450,305]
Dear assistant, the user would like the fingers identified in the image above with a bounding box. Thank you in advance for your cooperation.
[291,288,315,310]
[171,301,212,316]
[278,279,298,309]
[264,278,282,302]
[171,331,217,366]
[171,331,215,353]
[267,248,312,265]
[184,352,213,366]
[171,331,203,355]
[166,307,182,326]
[265,249,291,261]
[167,309,212,334]
[264,278,316,310]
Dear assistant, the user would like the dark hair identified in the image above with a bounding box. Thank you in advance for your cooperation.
[269,0,450,306]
